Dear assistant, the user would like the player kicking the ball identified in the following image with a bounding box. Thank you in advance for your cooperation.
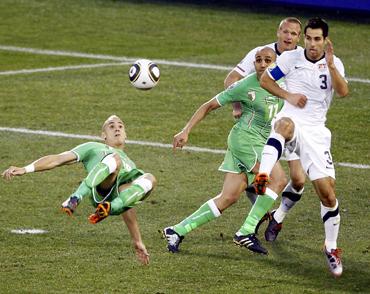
[2,115,156,265]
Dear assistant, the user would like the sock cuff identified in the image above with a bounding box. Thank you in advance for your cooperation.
[270,132,286,145]
[284,181,304,195]
[207,199,221,217]
[133,177,153,194]
[321,199,339,223]
[266,133,285,160]
[321,199,339,211]
[265,188,278,200]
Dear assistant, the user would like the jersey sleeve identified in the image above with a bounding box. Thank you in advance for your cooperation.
[266,50,293,81]
[233,47,260,77]
[216,75,253,106]
[70,142,96,162]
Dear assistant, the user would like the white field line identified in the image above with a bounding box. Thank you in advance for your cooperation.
[0,45,368,83]
[0,62,133,76]
[0,127,368,169]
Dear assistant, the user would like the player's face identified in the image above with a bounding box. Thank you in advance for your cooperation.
[102,117,127,147]
[254,50,276,78]
[277,21,301,52]
[304,28,326,60]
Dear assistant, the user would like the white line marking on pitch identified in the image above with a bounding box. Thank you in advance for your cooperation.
[0,62,132,75]
[0,45,368,83]
[0,127,368,169]
[11,229,48,234]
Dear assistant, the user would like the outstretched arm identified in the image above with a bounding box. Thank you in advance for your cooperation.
[122,208,150,265]
[173,97,221,149]
[2,151,77,180]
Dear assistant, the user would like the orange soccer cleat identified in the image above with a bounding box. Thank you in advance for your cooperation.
[88,202,111,224]
[253,173,269,195]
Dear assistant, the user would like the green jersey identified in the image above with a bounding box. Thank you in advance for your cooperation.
[216,72,284,139]
[71,142,143,185]
[217,73,284,183]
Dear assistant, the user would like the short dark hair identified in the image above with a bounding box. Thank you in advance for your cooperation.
[304,17,329,38]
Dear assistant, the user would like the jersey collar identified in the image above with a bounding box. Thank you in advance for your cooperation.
[304,50,326,64]
[274,43,298,56]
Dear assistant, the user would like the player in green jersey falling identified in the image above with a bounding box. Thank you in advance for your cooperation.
[163,47,287,254]
[2,115,156,265]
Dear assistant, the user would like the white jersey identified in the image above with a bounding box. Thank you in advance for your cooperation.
[267,48,346,126]
[233,42,303,77]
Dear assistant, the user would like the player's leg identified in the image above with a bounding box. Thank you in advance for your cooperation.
[265,158,305,241]
[255,117,295,194]
[235,162,286,254]
[89,173,156,224]
[62,153,121,215]
[163,172,247,253]
[312,177,342,277]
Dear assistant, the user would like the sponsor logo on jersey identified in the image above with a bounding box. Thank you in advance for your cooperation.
[318,63,327,71]
[248,91,256,101]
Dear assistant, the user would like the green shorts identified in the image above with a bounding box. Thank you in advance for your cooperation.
[218,125,266,184]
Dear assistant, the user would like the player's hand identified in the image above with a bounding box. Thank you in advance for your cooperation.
[134,242,150,265]
[325,38,334,68]
[2,166,26,180]
[286,93,307,108]
[173,130,189,149]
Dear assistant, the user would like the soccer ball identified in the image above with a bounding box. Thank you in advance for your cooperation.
[128,59,160,90]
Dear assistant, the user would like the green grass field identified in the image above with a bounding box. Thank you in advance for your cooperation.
[0,1,369,293]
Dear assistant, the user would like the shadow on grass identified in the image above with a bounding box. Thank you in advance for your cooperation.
[159,230,370,292]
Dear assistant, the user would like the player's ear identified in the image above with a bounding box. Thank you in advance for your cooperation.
[101,131,106,140]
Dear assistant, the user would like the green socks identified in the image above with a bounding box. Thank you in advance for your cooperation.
[84,162,111,188]
[109,184,146,215]
[174,199,221,236]
[238,193,276,235]
[69,162,111,202]
[70,181,91,202]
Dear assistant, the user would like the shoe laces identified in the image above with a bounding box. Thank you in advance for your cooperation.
[331,248,342,259]
[166,231,180,245]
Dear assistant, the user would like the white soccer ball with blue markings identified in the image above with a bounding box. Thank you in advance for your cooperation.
[129,59,160,90]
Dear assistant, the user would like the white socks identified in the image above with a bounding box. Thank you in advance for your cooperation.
[321,200,340,251]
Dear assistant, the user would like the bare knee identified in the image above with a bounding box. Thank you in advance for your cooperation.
[291,177,305,191]
[321,193,337,207]
[274,117,295,141]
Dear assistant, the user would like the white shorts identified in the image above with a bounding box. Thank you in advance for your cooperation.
[275,117,335,181]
